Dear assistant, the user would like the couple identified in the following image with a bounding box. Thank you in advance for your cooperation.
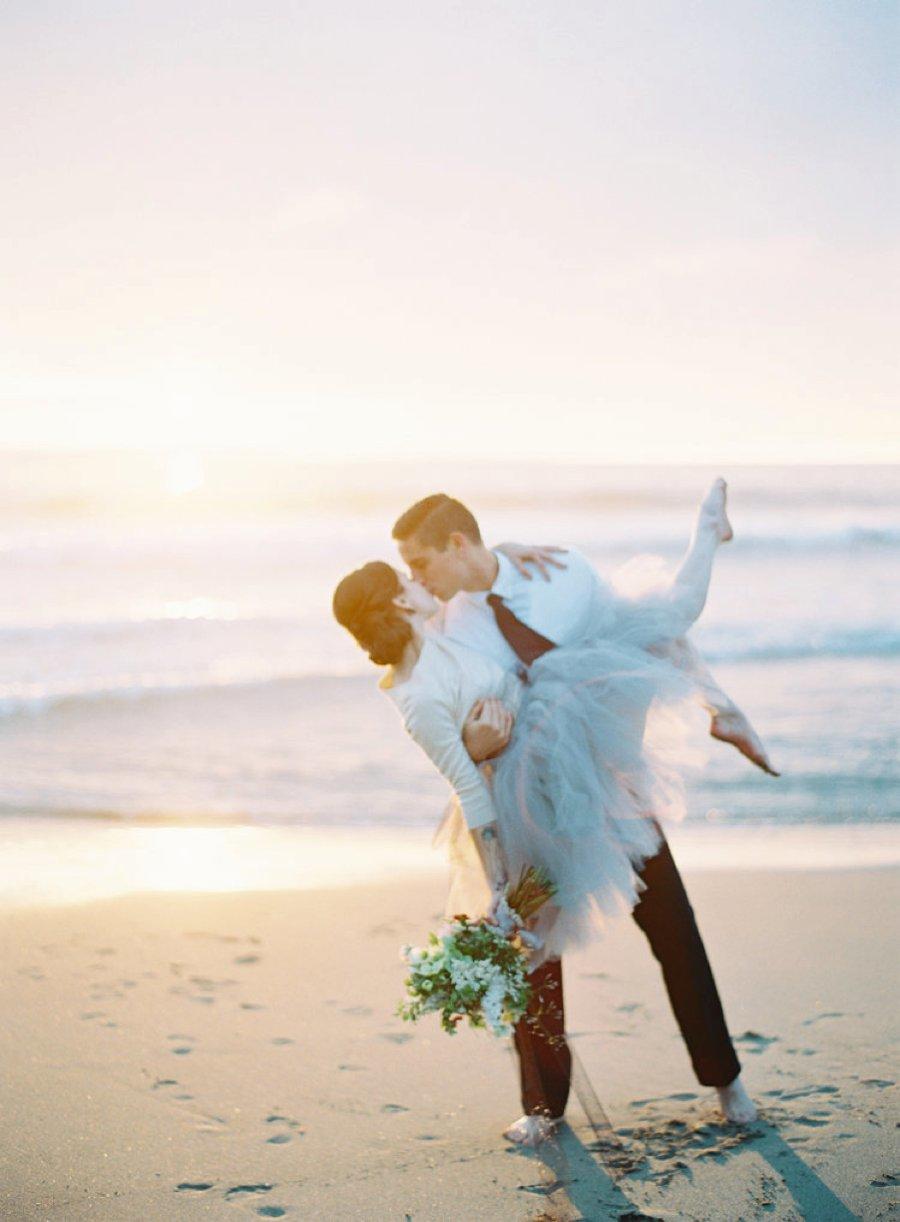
[333,482,771,1147]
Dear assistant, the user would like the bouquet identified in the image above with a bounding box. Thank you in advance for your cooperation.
[395,866,557,1038]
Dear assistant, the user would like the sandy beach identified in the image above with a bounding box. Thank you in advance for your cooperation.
[1,852,896,1220]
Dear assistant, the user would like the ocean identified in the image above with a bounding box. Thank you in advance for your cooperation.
[1,454,897,839]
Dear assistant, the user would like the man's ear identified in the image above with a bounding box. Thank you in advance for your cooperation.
[447,530,469,554]
[392,594,413,614]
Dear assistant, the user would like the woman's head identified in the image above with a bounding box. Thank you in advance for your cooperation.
[332,561,436,666]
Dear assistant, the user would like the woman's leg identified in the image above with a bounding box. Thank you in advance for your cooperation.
[651,637,779,776]
[661,478,733,634]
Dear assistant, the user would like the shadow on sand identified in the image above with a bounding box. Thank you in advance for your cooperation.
[505,1115,858,1221]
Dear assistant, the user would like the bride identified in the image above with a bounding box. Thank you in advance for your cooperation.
[332,480,734,968]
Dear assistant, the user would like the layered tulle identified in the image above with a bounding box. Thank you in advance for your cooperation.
[434,627,704,970]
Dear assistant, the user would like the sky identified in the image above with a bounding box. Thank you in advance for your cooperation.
[1,0,897,463]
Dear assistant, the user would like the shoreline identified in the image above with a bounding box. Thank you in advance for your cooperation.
[0,815,897,911]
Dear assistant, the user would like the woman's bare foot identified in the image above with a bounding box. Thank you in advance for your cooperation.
[700,477,733,543]
[502,1113,563,1146]
[716,1075,758,1124]
[710,711,780,776]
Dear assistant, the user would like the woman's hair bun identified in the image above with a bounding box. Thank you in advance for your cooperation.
[332,561,412,667]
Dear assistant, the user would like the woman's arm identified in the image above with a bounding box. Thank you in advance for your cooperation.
[471,821,509,893]
[403,698,510,892]
[494,542,568,582]
[402,696,500,833]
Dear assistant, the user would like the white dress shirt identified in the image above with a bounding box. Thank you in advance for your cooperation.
[436,546,617,669]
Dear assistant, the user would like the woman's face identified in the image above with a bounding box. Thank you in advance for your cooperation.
[393,569,439,619]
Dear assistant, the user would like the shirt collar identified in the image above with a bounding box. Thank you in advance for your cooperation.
[489,549,519,600]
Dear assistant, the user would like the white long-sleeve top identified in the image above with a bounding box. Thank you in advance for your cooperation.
[381,631,523,830]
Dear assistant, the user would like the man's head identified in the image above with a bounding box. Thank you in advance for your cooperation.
[392,493,494,601]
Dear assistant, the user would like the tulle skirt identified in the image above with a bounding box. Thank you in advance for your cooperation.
[434,631,703,970]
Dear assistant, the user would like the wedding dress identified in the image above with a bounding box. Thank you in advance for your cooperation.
[383,486,729,968]
[388,631,698,965]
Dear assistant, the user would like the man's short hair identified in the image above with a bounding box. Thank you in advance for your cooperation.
[392,494,482,550]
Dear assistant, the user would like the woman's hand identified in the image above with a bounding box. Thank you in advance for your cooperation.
[494,542,569,582]
[463,697,514,762]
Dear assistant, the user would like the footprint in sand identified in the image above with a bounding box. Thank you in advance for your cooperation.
[234,954,261,965]
[861,1078,894,1089]
[801,1011,860,1026]
[264,1113,305,1144]
[338,1064,367,1072]
[189,975,236,992]
[342,1005,374,1017]
[271,1037,294,1046]
[380,1103,410,1114]
[175,1182,214,1193]
[89,986,126,1001]
[871,1172,899,1188]
[733,1030,779,1053]
[168,1033,197,1055]
[169,984,216,1006]
[778,1085,839,1101]
[152,1078,179,1091]
[241,1002,266,1010]
[380,1032,413,1044]
[224,1183,274,1201]
[256,1208,288,1218]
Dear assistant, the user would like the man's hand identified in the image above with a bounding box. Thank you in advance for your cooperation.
[463,697,514,762]
[495,542,568,581]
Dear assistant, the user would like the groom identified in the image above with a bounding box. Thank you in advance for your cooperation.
[391,492,761,1144]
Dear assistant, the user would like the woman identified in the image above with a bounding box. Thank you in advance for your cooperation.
[332,481,733,969]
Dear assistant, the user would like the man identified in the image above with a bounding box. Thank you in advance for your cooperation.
[392,492,763,1146]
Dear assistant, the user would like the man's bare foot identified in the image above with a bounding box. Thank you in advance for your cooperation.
[502,1113,563,1147]
[710,710,780,776]
[716,1075,758,1124]
[701,477,733,543]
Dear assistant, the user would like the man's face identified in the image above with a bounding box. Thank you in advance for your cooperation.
[397,533,468,602]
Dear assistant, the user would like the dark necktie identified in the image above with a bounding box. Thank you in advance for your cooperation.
[486,593,556,666]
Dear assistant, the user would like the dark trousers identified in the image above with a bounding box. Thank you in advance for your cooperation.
[512,829,741,1117]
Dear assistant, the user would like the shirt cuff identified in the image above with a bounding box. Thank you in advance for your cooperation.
[461,792,497,830]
